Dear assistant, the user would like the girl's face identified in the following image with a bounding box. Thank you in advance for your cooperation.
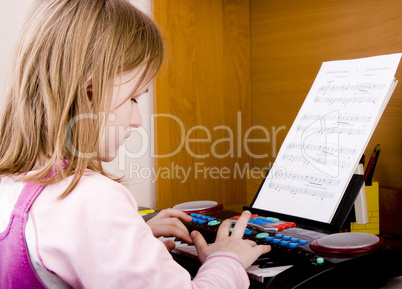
[101,69,149,162]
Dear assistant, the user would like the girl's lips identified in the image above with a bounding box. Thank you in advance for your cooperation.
[125,129,132,139]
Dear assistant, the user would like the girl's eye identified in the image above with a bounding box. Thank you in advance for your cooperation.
[131,98,138,104]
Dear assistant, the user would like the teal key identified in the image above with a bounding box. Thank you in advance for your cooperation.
[267,217,279,222]
[256,232,269,239]
[208,220,221,226]
[316,257,325,265]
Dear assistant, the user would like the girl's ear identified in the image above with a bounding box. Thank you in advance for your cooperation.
[86,81,93,102]
[85,75,93,102]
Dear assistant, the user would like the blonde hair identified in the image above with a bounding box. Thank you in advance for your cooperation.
[0,0,164,197]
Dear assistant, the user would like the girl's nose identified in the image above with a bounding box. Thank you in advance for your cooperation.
[131,105,142,128]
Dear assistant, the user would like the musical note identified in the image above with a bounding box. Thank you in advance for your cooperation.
[286,142,357,155]
[281,153,351,168]
[296,125,366,135]
[314,96,380,104]
[301,114,371,123]
[286,172,341,186]
[318,82,385,92]
[268,182,335,199]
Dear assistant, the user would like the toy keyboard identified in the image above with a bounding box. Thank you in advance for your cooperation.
[174,210,328,285]
[167,210,402,289]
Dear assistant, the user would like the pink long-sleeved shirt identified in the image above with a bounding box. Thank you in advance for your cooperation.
[0,172,249,289]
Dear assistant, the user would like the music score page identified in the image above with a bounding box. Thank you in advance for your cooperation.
[253,53,401,223]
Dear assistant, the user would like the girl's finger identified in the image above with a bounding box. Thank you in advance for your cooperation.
[230,211,251,239]
[162,240,176,252]
[215,219,233,241]
[191,231,208,263]
[156,208,192,222]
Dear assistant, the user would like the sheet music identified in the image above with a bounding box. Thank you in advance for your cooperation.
[253,53,401,223]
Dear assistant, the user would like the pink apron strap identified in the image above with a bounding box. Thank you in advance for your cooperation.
[0,163,67,289]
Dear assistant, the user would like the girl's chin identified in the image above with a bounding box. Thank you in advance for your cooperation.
[101,156,117,162]
[100,150,119,162]
[100,143,125,162]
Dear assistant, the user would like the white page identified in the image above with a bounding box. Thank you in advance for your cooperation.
[253,53,401,223]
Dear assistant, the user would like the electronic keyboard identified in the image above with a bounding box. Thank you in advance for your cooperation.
[165,210,402,289]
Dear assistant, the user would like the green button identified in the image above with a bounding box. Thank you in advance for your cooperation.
[267,217,279,222]
[256,232,270,239]
[208,220,221,226]
[316,257,324,265]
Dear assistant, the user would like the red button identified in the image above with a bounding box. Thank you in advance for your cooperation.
[285,222,296,228]
[234,215,240,219]
[273,225,284,231]
[251,214,259,218]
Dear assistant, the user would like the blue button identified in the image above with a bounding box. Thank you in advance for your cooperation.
[265,236,274,242]
[207,217,215,221]
[190,213,197,217]
[280,241,289,247]
[244,229,253,235]
[201,216,209,220]
[254,220,266,225]
[290,238,299,243]
[289,243,298,249]
[275,234,283,239]
[256,218,269,223]
[299,240,308,245]
[192,218,199,223]
[249,219,256,224]
[198,219,206,225]
[282,236,291,241]
[272,239,281,244]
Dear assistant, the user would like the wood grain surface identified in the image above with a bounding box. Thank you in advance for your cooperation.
[153,0,251,209]
[152,1,402,235]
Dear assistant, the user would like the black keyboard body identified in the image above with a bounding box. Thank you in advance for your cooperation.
[173,210,402,289]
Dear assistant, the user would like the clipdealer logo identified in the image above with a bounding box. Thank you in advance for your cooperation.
[301,110,340,177]
[65,111,287,180]
[129,161,286,184]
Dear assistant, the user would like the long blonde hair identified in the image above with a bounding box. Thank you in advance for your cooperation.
[0,0,164,197]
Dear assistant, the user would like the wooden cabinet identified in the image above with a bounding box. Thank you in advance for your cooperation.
[152,1,402,237]
[152,0,251,209]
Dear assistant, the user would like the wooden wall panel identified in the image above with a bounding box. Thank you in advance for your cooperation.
[251,0,402,190]
[152,0,251,209]
[152,0,402,215]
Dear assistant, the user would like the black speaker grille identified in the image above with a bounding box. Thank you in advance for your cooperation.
[317,232,379,249]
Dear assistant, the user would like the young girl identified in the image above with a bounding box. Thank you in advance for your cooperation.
[0,0,270,288]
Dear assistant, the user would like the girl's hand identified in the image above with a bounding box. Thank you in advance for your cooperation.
[191,211,271,269]
[146,208,193,251]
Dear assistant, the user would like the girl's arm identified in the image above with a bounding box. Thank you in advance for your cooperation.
[30,174,253,289]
